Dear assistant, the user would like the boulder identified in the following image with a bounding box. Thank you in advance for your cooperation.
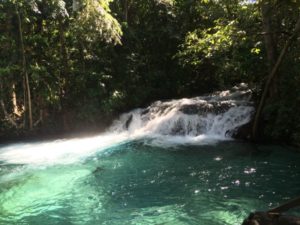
[232,121,253,140]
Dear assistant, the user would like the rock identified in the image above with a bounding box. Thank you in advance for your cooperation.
[232,121,253,140]
[141,108,150,115]
[232,82,249,91]
[179,104,204,115]
[125,114,133,129]
[242,212,300,225]
[179,102,233,115]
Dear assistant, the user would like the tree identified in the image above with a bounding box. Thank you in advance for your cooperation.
[0,0,122,133]
[252,11,300,140]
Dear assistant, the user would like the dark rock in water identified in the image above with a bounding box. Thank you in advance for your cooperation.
[212,101,236,114]
[125,114,133,129]
[141,108,150,115]
[179,104,203,115]
[169,119,186,135]
[179,102,234,115]
[242,212,300,225]
[232,83,249,91]
[232,121,253,140]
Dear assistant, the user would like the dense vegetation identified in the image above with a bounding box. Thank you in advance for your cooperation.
[0,0,300,145]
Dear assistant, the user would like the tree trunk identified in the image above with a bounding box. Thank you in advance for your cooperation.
[261,0,278,98]
[0,79,21,128]
[261,0,277,69]
[58,18,70,131]
[16,4,33,130]
[78,38,86,74]
[252,14,300,140]
[11,83,21,116]
[123,0,129,23]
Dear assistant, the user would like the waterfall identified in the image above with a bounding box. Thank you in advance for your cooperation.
[0,83,254,165]
[110,83,254,140]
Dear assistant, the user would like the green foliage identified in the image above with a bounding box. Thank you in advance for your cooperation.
[73,0,122,44]
[177,20,245,66]
[263,50,300,143]
[175,1,265,87]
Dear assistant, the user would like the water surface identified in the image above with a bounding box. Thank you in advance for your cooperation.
[0,140,299,225]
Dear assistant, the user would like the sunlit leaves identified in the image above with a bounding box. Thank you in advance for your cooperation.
[251,47,261,54]
[73,0,122,44]
[28,0,41,13]
[52,0,69,18]
[177,20,246,66]
[155,0,174,7]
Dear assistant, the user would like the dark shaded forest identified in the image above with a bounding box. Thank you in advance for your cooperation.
[0,0,300,145]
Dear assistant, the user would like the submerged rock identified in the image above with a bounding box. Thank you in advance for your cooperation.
[93,167,104,175]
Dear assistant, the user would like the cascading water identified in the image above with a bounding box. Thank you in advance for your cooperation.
[110,83,254,145]
[3,84,298,225]
[0,83,253,165]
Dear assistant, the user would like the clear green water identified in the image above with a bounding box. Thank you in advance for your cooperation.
[0,140,300,225]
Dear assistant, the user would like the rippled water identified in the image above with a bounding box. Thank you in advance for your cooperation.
[0,140,300,225]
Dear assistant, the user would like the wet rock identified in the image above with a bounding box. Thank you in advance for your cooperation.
[232,82,249,91]
[141,108,150,115]
[110,84,255,137]
[125,114,133,129]
[179,102,235,115]
[242,212,300,225]
[179,104,204,115]
[232,121,253,140]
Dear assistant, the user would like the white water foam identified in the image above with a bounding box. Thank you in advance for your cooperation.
[110,83,254,144]
[0,84,254,165]
[0,133,129,165]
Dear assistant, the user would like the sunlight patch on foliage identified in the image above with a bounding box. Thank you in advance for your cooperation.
[74,0,122,44]
[177,19,247,67]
